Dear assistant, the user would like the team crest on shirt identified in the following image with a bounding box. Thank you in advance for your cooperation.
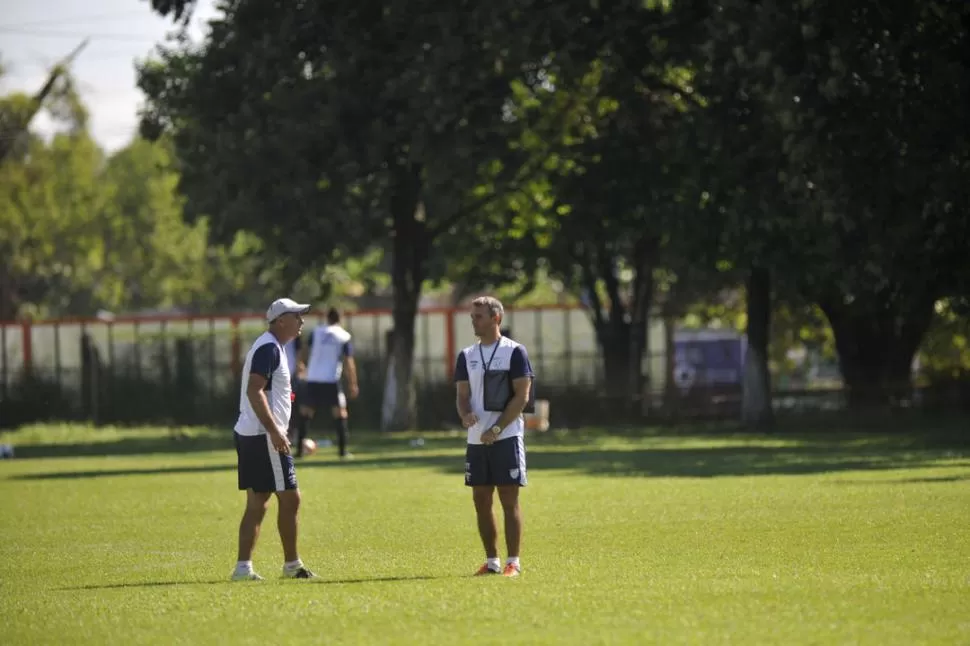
[469,360,479,369]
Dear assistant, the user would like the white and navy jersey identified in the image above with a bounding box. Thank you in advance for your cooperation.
[305,324,353,384]
[234,331,293,436]
[454,337,534,445]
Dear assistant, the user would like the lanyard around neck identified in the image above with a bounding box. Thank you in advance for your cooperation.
[478,339,500,371]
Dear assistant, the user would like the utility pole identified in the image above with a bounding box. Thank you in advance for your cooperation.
[0,38,89,163]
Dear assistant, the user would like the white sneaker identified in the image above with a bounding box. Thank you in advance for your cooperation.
[231,569,264,581]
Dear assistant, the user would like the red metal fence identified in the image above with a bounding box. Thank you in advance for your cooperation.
[0,305,674,428]
[1,304,664,387]
[2,306,965,430]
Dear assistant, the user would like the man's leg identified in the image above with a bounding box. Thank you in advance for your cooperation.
[291,412,309,457]
[467,444,500,575]
[332,404,350,458]
[297,383,318,458]
[294,380,309,454]
[473,486,500,563]
[497,486,522,570]
[296,413,308,447]
[493,436,526,577]
[233,490,271,580]
[276,488,301,563]
[276,488,316,578]
[237,490,272,560]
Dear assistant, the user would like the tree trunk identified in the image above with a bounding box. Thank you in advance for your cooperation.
[662,312,678,413]
[386,163,425,432]
[742,266,773,428]
[582,240,654,399]
[820,291,936,409]
[0,256,26,320]
[628,239,655,411]
[595,305,650,399]
[0,265,15,321]
[597,322,632,391]
[388,287,420,431]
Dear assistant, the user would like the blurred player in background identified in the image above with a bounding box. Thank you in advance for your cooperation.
[284,334,311,457]
[301,307,359,459]
[231,298,317,581]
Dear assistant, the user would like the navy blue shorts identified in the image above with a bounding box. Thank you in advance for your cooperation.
[465,436,527,487]
[234,432,298,493]
[306,382,346,410]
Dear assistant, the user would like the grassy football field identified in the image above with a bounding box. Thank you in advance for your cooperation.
[0,421,968,645]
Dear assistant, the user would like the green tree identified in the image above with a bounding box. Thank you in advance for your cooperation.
[0,60,92,319]
[0,133,105,319]
[139,0,576,429]
[690,0,970,408]
[0,74,244,320]
[94,138,213,313]
[441,4,706,399]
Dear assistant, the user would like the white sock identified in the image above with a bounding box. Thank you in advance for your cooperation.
[487,557,501,571]
[506,556,520,568]
[284,559,303,570]
[235,560,253,572]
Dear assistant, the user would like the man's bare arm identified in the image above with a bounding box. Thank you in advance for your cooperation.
[492,376,531,432]
[343,355,359,396]
[456,381,472,418]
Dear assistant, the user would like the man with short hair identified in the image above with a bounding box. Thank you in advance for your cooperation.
[301,307,359,459]
[231,298,317,581]
[454,296,534,578]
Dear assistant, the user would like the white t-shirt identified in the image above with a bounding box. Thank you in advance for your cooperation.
[305,324,353,383]
[454,337,535,445]
[234,331,293,436]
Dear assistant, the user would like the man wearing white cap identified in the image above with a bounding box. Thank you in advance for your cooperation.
[230,298,318,581]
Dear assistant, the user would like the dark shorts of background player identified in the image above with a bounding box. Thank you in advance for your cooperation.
[290,378,307,409]
[289,378,307,437]
[305,381,344,410]
[234,432,298,493]
[465,436,527,487]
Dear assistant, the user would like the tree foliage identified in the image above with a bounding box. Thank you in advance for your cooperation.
[138,0,599,427]
[690,0,970,405]
[137,0,970,418]
[1,68,277,319]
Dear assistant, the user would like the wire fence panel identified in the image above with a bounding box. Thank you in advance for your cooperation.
[6,306,957,429]
[4,306,673,428]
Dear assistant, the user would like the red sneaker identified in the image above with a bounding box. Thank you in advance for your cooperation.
[474,563,501,576]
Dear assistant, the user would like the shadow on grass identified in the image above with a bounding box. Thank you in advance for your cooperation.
[7,433,235,459]
[57,574,449,591]
[835,474,970,485]
[6,429,464,460]
[13,435,970,482]
[7,410,969,461]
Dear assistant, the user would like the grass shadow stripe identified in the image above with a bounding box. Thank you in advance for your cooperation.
[55,574,455,591]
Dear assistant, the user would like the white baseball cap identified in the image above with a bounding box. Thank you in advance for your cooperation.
[266,298,311,322]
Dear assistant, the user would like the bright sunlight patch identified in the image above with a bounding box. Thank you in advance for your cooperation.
[0,423,968,645]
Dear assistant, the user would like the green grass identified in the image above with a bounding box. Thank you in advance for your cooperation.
[1,422,968,645]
